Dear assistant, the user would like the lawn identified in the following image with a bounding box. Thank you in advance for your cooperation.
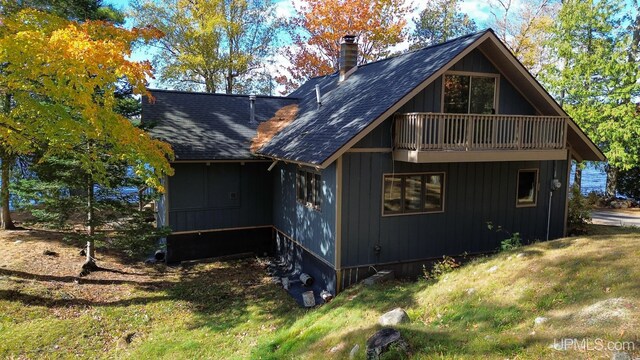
[1,225,639,359]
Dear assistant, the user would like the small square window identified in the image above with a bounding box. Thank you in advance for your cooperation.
[517,169,538,207]
[296,168,321,210]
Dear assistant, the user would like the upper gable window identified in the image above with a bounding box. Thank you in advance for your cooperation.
[443,73,498,114]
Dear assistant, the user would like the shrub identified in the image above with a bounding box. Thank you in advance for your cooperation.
[500,232,522,251]
[487,222,523,251]
[618,167,640,201]
[423,255,460,280]
[567,184,591,235]
[585,190,607,207]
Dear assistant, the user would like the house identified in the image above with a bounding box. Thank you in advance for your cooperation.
[142,29,604,299]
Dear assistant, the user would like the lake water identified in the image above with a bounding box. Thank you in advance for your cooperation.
[570,163,607,195]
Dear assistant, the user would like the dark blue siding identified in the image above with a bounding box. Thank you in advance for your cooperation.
[340,153,568,268]
[397,79,442,114]
[451,49,497,72]
[168,162,273,232]
[272,162,337,266]
[499,77,536,115]
[394,50,535,115]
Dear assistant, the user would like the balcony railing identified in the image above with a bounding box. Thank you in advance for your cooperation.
[394,113,567,152]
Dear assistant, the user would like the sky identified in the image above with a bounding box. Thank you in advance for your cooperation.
[101,0,505,90]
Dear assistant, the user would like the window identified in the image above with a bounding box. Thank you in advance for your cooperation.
[297,169,321,210]
[383,173,444,215]
[516,169,538,207]
[443,73,497,114]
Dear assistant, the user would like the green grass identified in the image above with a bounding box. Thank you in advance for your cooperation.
[1,225,639,359]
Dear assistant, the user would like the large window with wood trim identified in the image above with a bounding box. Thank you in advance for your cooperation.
[296,169,321,210]
[443,73,498,114]
[383,173,445,215]
[516,169,538,207]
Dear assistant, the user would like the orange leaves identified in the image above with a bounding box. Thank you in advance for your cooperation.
[281,0,410,90]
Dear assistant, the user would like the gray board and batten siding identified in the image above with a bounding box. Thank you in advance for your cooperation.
[339,154,568,269]
[167,162,273,232]
[353,49,537,149]
[272,162,337,267]
[340,48,567,269]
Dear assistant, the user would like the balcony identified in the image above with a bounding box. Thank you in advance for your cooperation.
[393,113,569,163]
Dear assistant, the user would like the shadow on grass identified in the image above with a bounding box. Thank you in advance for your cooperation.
[0,254,302,335]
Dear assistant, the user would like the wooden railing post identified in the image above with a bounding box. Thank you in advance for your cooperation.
[415,114,424,151]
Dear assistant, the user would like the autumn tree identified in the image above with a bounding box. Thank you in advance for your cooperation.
[130,0,280,94]
[0,9,174,269]
[411,0,477,48]
[540,0,640,196]
[280,0,410,90]
[4,0,125,22]
[487,0,558,75]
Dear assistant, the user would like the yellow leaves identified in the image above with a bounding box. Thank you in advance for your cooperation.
[1,8,172,190]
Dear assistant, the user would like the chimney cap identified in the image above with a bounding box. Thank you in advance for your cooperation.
[342,35,356,44]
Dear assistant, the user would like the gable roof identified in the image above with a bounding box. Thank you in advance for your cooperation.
[142,90,297,161]
[256,30,489,166]
[257,29,604,167]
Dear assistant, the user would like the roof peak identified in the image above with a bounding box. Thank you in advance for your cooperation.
[357,28,493,70]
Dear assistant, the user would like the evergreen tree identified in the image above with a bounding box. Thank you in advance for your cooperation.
[411,0,477,48]
[540,0,640,196]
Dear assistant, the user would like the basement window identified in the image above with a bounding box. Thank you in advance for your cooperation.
[516,169,538,207]
[296,169,321,210]
[383,173,445,215]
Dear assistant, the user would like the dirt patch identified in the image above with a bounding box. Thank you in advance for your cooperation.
[0,229,171,315]
[250,104,298,152]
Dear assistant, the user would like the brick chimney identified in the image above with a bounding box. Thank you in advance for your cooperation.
[339,35,357,81]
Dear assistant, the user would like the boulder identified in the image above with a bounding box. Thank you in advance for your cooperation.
[378,308,410,326]
[365,328,408,360]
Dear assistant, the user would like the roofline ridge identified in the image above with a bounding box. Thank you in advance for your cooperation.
[355,28,493,70]
[148,88,298,100]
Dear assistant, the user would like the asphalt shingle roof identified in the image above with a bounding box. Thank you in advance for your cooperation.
[143,90,297,160]
[257,30,489,165]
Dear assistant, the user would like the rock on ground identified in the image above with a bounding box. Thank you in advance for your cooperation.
[379,308,410,326]
[349,344,360,359]
[366,327,409,360]
[534,316,548,325]
[576,298,635,325]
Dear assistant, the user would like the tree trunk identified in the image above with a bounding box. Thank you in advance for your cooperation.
[573,164,582,193]
[0,155,16,230]
[1,93,15,230]
[226,68,233,94]
[605,165,618,199]
[82,177,98,275]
